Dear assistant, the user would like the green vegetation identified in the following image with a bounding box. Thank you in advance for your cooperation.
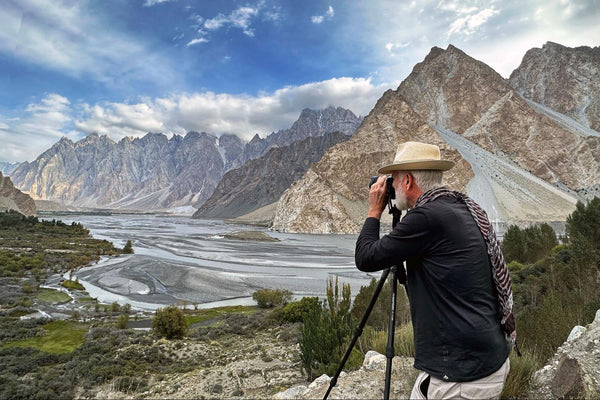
[252,288,292,308]
[0,210,122,280]
[152,306,188,339]
[2,320,88,354]
[123,240,134,254]
[61,279,85,290]
[37,288,72,303]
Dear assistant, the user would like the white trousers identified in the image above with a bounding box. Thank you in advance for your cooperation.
[409,357,510,400]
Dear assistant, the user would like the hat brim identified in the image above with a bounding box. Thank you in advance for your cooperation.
[377,159,455,174]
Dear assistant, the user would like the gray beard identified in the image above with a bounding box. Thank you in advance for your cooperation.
[394,189,410,210]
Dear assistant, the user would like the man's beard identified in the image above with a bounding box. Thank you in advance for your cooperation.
[394,189,410,210]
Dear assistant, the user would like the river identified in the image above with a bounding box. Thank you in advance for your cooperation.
[48,213,378,311]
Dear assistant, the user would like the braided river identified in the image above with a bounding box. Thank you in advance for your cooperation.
[51,214,376,310]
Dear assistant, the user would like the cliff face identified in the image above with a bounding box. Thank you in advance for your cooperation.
[271,90,473,233]
[0,172,36,216]
[272,43,599,233]
[510,42,600,132]
[10,132,243,210]
[193,131,351,219]
[232,106,362,168]
[10,107,361,212]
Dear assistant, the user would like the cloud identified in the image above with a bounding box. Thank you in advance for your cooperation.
[71,77,390,144]
[312,6,335,24]
[386,42,411,53]
[0,1,174,88]
[203,4,261,37]
[144,0,175,6]
[186,37,208,46]
[448,6,499,36]
[0,94,79,162]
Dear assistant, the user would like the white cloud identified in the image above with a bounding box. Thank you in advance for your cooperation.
[0,94,80,162]
[386,42,411,53]
[186,37,208,46]
[144,0,175,6]
[448,6,499,36]
[72,77,390,144]
[312,6,335,24]
[0,1,174,87]
[203,4,261,36]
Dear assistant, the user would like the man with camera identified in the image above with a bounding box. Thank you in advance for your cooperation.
[355,141,514,399]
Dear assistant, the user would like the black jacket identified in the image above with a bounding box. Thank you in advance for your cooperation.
[355,195,510,382]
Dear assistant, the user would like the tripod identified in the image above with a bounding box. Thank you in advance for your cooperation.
[323,205,406,400]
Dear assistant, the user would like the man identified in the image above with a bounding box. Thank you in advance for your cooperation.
[355,141,515,399]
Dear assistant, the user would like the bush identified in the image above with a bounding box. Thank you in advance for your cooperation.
[278,297,320,323]
[252,289,292,308]
[122,240,134,254]
[117,314,129,329]
[299,277,355,380]
[152,306,187,339]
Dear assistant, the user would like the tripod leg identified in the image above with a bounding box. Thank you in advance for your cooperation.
[383,266,398,400]
[322,268,391,400]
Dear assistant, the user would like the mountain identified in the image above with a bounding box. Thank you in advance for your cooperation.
[0,162,19,175]
[232,106,362,168]
[9,107,361,211]
[193,131,351,219]
[0,172,36,216]
[510,41,600,132]
[10,132,244,210]
[273,43,599,233]
[271,90,473,233]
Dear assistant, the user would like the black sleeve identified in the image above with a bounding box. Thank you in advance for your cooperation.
[355,209,431,272]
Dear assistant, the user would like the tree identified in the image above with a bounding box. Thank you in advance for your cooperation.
[122,240,134,254]
[152,306,187,339]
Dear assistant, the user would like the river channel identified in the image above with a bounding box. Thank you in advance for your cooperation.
[48,213,377,310]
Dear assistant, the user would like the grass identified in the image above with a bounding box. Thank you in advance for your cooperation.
[500,350,539,399]
[2,320,88,354]
[37,288,72,303]
[185,305,259,326]
[61,279,85,290]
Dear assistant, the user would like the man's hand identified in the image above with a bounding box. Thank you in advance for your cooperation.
[367,175,388,220]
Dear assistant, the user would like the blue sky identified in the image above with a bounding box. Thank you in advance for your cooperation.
[0,0,599,162]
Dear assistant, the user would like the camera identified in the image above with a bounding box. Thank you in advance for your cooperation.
[369,176,395,202]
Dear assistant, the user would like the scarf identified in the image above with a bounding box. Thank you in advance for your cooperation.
[414,186,520,355]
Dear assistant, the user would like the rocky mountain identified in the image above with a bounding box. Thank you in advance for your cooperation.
[271,90,473,233]
[510,41,600,132]
[232,106,362,168]
[10,132,244,210]
[0,162,19,175]
[9,107,360,211]
[193,131,351,219]
[273,42,599,233]
[0,172,36,216]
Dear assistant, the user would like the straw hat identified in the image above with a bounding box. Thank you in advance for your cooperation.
[378,141,455,174]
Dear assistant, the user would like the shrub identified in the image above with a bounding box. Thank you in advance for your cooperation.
[122,240,134,254]
[278,297,320,323]
[299,277,355,380]
[117,314,129,329]
[252,289,292,308]
[152,306,187,339]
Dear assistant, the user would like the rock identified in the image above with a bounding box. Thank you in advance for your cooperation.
[0,171,36,216]
[551,355,586,399]
[221,230,280,242]
[274,351,418,399]
[193,132,351,219]
[529,309,600,399]
[567,325,586,342]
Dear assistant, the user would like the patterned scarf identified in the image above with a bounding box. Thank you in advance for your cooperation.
[414,186,520,355]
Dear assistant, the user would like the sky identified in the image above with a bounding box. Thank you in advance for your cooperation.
[0,0,599,163]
